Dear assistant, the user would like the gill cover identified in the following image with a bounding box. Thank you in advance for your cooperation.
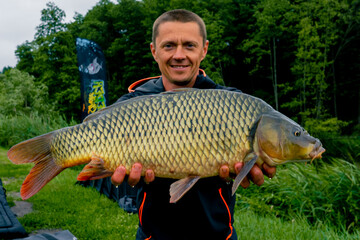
[255,113,319,165]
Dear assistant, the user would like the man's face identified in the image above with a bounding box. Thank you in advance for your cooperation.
[150,21,209,89]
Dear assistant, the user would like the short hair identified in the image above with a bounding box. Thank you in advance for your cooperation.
[152,9,207,46]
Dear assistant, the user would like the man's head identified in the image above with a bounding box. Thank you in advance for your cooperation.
[152,9,207,47]
[150,9,209,90]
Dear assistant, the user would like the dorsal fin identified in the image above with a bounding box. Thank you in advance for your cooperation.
[162,88,198,93]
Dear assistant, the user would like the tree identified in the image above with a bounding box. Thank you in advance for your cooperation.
[241,0,293,111]
[289,0,351,121]
[12,0,360,129]
[35,2,66,38]
[31,31,80,120]
[17,3,80,120]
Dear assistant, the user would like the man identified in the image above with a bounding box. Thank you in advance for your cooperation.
[111,9,276,239]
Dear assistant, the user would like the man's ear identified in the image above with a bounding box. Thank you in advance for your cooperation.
[150,42,158,62]
[201,40,209,61]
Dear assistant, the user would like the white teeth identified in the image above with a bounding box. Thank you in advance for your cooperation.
[172,65,188,68]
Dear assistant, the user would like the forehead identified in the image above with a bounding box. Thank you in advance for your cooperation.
[156,21,202,44]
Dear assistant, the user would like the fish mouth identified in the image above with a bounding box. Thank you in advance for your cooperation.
[309,141,326,163]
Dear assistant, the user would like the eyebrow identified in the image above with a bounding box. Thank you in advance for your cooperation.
[160,40,199,47]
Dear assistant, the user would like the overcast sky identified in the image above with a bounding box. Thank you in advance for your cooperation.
[0,0,114,70]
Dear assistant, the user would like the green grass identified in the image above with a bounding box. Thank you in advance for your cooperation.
[1,146,360,239]
[234,209,360,240]
[19,171,139,239]
[1,147,138,239]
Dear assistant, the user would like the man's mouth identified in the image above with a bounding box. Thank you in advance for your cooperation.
[170,65,190,69]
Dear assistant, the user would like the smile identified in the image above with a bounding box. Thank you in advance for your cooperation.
[170,65,189,68]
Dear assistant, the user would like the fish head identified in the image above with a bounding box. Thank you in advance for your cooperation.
[254,113,325,166]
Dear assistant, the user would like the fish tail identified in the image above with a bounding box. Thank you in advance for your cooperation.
[7,132,64,200]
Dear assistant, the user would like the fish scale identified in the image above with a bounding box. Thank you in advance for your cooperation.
[50,89,270,178]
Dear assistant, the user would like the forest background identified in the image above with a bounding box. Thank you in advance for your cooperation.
[1,0,360,237]
[0,0,359,136]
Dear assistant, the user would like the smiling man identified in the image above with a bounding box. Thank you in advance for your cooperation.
[150,20,209,89]
[110,9,276,240]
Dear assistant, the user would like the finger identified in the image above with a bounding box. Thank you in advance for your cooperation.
[262,163,276,179]
[234,162,250,188]
[219,165,230,179]
[249,164,264,186]
[234,162,243,175]
[128,163,142,187]
[240,176,250,189]
[111,166,126,186]
[144,169,155,184]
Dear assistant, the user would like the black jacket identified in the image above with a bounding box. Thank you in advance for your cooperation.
[117,71,241,240]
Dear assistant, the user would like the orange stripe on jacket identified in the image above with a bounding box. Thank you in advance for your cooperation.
[219,188,233,240]
[138,192,152,239]
[128,76,161,93]
[127,69,207,93]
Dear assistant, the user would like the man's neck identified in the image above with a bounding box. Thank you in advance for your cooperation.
[162,76,197,91]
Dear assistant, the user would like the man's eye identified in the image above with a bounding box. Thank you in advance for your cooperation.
[164,44,173,49]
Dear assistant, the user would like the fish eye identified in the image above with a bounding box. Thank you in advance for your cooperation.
[294,131,301,137]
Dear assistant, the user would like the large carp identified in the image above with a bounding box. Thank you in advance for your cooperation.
[8,89,325,202]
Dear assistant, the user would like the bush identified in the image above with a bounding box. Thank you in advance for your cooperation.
[304,117,349,138]
[236,158,360,232]
[0,69,78,148]
[0,69,53,116]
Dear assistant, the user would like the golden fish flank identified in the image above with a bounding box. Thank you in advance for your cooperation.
[7,89,325,202]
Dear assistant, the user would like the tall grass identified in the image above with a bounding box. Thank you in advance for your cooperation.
[0,112,77,148]
[236,157,360,233]
[321,136,360,164]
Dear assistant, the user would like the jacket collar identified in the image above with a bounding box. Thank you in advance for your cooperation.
[128,69,209,93]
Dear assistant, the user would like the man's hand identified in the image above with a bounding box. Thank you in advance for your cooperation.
[111,163,155,187]
[219,162,276,188]
[111,162,276,188]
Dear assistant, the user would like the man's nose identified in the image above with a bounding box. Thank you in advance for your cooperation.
[173,46,186,60]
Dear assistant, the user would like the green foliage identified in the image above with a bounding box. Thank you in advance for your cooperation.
[13,0,360,125]
[16,2,80,121]
[0,69,76,148]
[321,137,360,163]
[35,2,66,38]
[304,117,350,137]
[0,112,76,148]
[234,209,360,240]
[0,69,52,116]
[236,158,360,232]
[16,31,80,120]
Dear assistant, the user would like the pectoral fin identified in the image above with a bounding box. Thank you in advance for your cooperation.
[77,154,113,181]
[169,176,201,203]
[232,156,258,195]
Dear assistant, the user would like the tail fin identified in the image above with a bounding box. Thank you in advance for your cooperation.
[7,133,64,200]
